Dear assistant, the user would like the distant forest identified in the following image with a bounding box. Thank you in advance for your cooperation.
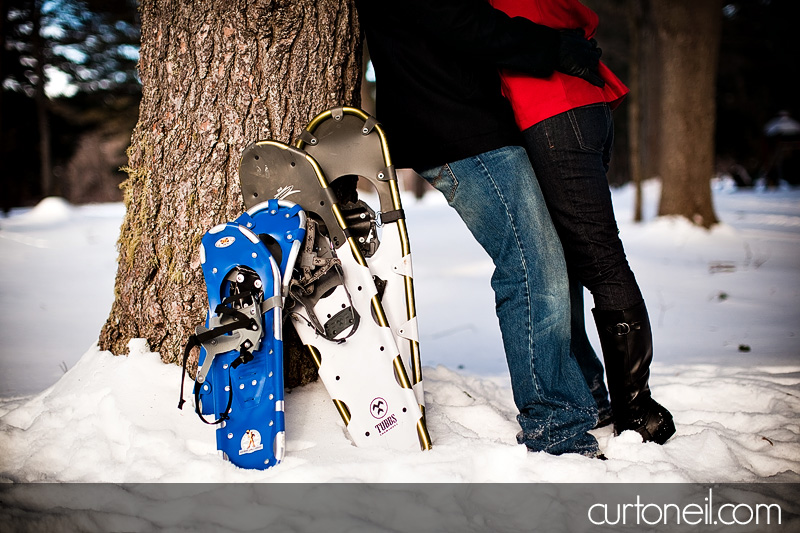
[580,0,800,188]
[1,0,140,210]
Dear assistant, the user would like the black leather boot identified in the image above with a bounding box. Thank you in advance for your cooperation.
[592,302,675,444]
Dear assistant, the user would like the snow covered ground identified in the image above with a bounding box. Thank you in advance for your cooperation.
[0,179,798,528]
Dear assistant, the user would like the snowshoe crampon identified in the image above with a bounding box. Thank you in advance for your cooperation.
[239,139,431,451]
[179,222,286,470]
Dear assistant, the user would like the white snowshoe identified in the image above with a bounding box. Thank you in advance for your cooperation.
[239,139,431,451]
[297,107,427,417]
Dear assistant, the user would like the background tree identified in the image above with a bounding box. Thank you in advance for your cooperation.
[623,0,662,222]
[649,0,721,227]
[1,0,140,202]
[591,1,795,228]
[595,0,720,227]
[4,0,55,195]
[626,0,644,222]
[0,0,8,211]
[52,0,140,95]
[97,0,362,387]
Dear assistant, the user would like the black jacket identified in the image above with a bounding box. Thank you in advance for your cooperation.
[356,0,561,170]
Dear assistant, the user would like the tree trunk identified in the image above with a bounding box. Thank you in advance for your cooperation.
[652,0,720,227]
[0,0,5,152]
[0,0,6,213]
[32,0,53,197]
[639,0,661,184]
[98,0,362,389]
[628,0,643,222]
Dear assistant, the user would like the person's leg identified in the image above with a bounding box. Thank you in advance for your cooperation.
[523,104,641,309]
[418,146,599,456]
[568,274,613,427]
[522,104,674,444]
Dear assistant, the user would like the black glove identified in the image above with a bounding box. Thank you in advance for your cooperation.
[556,29,605,88]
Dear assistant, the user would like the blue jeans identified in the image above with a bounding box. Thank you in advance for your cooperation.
[522,104,643,310]
[418,146,598,456]
[569,276,612,422]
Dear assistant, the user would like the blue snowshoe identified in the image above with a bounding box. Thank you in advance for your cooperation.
[179,222,287,470]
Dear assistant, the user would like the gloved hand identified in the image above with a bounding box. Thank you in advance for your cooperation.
[556,29,605,88]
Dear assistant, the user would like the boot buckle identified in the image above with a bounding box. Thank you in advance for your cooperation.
[612,322,631,335]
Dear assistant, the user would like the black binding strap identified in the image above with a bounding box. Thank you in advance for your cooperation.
[178,335,200,411]
[378,209,405,225]
[178,335,234,425]
[193,366,234,426]
[177,303,259,425]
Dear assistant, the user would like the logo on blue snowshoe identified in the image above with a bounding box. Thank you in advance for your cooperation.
[239,429,264,455]
[214,236,236,248]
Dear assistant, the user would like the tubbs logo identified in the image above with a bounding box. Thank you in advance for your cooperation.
[238,429,264,455]
[370,397,387,419]
[375,414,398,436]
[275,185,301,200]
[370,397,398,436]
[215,236,235,248]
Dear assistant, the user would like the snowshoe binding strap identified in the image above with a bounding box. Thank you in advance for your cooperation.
[178,288,264,425]
[340,199,380,258]
[287,219,359,342]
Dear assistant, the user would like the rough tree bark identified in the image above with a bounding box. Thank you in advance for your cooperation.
[99,0,362,387]
[652,0,720,228]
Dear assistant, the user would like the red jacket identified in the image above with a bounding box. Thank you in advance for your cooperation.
[490,0,629,130]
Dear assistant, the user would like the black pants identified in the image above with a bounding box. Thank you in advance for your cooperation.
[522,103,643,311]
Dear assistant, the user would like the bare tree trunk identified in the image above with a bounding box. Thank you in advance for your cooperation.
[99,0,362,388]
[628,0,643,222]
[653,0,720,227]
[0,0,6,213]
[0,0,5,149]
[638,0,661,184]
[32,0,53,197]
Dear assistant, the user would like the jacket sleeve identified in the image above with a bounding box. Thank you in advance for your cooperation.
[408,0,560,77]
